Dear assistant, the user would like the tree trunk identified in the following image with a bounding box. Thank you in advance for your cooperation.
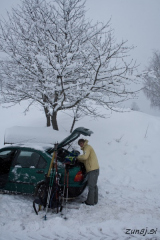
[51,111,59,130]
[70,116,76,133]
[44,106,51,127]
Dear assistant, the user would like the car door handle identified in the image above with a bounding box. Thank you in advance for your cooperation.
[36,170,44,174]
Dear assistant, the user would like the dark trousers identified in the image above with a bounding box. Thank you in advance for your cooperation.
[86,169,99,205]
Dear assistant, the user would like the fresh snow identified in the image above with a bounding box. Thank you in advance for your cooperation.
[0,102,160,240]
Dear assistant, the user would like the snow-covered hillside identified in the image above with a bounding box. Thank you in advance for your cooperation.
[0,103,160,240]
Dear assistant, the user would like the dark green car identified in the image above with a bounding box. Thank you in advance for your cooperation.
[0,127,93,198]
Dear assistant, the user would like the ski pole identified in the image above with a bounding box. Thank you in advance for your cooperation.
[44,169,55,220]
[61,166,66,217]
[62,168,66,209]
[55,143,59,213]
[64,166,69,220]
[44,143,58,220]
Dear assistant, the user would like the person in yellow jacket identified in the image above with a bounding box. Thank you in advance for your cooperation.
[77,139,99,205]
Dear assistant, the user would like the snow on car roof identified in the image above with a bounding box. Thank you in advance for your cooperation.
[1,142,54,152]
[4,126,68,146]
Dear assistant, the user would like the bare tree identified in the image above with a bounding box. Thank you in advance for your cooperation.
[69,101,106,132]
[143,51,160,109]
[69,104,82,133]
[0,0,138,130]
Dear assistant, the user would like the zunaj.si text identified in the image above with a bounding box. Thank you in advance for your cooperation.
[125,227,158,237]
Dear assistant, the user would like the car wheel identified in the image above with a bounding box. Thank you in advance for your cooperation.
[68,182,87,198]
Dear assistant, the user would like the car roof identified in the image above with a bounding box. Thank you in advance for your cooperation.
[3,126,93,150]
[0,143,54,152]
[4,126,68,145]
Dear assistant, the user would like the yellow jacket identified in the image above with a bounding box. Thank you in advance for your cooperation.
[77,140,99,172]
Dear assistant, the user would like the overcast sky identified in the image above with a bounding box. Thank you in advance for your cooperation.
[1,0,160,115]
[86,0,160,71]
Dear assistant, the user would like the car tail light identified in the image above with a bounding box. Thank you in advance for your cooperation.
[74,171,84,182]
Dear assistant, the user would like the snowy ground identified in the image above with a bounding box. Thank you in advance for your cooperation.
[0,102,160,240]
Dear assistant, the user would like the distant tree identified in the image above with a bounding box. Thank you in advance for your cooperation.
[143,51,160,109]
[0,0,138,130]
[131,101,139,111]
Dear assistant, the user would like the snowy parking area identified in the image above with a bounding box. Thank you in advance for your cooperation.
[0,104,160,239]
